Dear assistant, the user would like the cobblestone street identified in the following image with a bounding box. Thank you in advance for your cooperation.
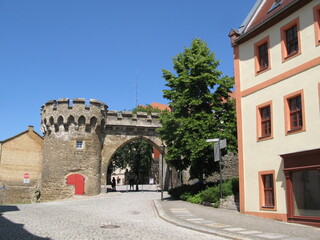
[0,191,227,240]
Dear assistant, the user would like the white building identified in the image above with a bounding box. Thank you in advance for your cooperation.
[229,0,320,227]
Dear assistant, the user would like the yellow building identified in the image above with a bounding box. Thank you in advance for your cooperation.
[230,0,320,227]
[0,126,43,203]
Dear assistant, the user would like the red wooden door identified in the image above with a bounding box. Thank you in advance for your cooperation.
[67,174,84,195]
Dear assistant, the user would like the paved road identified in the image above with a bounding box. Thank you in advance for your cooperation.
[0,191,227,240]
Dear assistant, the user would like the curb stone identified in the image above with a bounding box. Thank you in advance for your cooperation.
[153,199,252,240]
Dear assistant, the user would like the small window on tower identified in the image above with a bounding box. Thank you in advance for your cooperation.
[76,141,83,149]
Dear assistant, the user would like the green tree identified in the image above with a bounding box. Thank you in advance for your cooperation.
[158,38,236,182]
[111,139,154,190]
[132,104,165,114]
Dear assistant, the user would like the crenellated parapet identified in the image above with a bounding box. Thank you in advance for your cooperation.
[40,98,108,135]
[106,110,160,127]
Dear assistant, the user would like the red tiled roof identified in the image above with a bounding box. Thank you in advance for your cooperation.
[246,0,295,33]
[150,103,171,111]
[221,91,235,103]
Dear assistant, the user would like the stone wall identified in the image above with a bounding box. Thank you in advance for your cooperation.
[0,186,40,204]
[181,152,238,184]
[207,152,239,182]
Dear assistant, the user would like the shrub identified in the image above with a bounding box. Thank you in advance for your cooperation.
[168,178,239,206]
[199,186,220,203]
[230,177,239,196]
[168,182,203,200]
[187,193,202,204]
[222,180,233,197]
[180,192,191,201]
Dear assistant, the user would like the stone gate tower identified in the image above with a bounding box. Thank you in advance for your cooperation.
[40,98,107,201]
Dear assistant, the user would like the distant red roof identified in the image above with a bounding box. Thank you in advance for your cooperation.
[221,91,235,104]
[150,103,171,111]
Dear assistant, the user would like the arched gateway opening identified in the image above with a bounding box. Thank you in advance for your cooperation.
[105,137,162,191]
[101,135,166,191]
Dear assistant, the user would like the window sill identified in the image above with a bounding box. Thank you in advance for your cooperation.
[286,127,304,135]
[256,66,270,76]
[260,205,277,211]
[258,135,273,142]
[283,51,301,62]
[75,149,85,152]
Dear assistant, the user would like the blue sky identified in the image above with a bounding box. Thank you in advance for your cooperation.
[0,0,256,140]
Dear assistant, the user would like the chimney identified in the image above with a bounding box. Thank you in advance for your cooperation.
[28,125,34,132]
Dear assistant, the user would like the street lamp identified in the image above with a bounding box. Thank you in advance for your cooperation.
[160,143,165,201]
[206,138,223,199]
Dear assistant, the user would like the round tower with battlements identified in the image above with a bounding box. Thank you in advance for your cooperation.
[40,98,108,201]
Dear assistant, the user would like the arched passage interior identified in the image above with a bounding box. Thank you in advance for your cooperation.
[101,135,165,188]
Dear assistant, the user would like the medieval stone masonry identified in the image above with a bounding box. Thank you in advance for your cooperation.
[1,97,238,203]
[40,98,163,201]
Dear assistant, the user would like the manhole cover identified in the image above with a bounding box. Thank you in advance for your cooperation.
[100,224,120,229]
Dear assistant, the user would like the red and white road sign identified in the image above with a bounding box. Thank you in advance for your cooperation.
[24,173,30,179]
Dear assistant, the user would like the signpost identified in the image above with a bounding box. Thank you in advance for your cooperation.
[206,138,227,199]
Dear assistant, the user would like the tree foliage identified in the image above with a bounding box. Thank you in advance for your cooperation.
[158,39,237,181]
[132,104,165,114]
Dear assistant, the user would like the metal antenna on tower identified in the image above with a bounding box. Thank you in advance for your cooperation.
[136,68,139,107]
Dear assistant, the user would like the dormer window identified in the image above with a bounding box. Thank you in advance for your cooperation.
[268,0,283,13]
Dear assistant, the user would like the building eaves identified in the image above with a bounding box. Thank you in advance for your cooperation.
[234,0,311,45]
[0,130,30,144]
[237,0,263,35]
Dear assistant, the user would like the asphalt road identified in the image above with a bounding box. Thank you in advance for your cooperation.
[0,191,227,240]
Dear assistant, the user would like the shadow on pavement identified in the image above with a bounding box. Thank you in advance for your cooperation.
[0,205,51,240]
[117,189,161,193]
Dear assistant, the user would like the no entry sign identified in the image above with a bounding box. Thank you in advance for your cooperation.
[23,173,30,183]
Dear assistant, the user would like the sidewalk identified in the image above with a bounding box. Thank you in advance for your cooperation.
[153,197,320,240]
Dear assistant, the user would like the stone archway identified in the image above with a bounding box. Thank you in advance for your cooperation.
[101,134,164,186]
[40,98,171,201]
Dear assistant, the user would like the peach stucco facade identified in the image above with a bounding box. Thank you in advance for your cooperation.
[231,0,320,227]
